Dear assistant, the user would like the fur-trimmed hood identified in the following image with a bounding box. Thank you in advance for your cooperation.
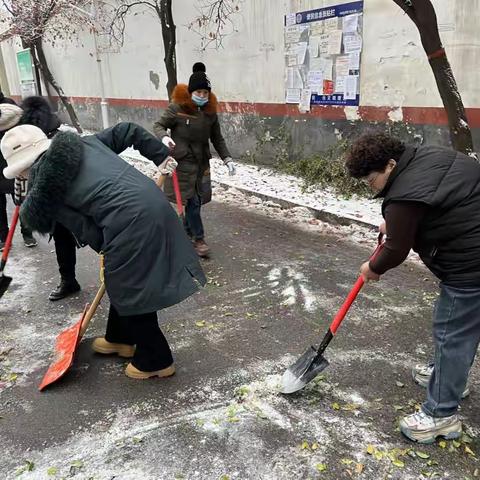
[171,84,218,115]
[20,96,61,138]
[20,131,83,233]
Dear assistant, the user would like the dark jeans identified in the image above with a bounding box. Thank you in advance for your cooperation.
[422,284,480,417]
[105,305,173,372]
[53,222,77,281]
[185,194,204,241]
[0,193,32,241]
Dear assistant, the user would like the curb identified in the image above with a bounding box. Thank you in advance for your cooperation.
[213,180,378,230]
[121,153,378,231]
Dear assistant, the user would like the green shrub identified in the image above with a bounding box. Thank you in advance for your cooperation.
[277,139,370,199]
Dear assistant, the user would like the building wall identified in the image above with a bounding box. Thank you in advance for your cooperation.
[1,0,479,161]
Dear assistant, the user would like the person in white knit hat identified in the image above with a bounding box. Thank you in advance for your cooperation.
[2,122,207,380]
[0,100,38,249]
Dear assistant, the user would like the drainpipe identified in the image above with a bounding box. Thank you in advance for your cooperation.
[91,0,109,129]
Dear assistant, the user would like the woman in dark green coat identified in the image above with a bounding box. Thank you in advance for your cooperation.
[2,122,206,380]
[154,63,235,257]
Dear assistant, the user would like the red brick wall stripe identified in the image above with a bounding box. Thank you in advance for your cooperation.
[10,95,480,128]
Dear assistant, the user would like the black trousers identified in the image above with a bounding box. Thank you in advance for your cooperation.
[0,193,31,241]
[52,222,77,281]
[105,305,173,372]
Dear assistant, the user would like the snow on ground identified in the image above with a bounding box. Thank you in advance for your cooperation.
[0,144,469,480]
[121,149,423,268]
[122,148,382,228]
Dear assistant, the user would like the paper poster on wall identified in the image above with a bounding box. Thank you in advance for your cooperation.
[286,13,297,27]
[286,67,304,89]
[299,89,312,112]
[296,42,308,65]
[344,75,358,100]
[310,21,324,35]
[285,25,302,44]
[284,1,363,107]
[335,75,346,93]
[343,33,362,53]
[308,37,320,57]
[307,70,324,91]
[323,58,333,81]
[286,88,301,103]
[324,17,339,32]
[343,14,359,33]
[348,51,360,70]
[336,55,350,76]
[327,30,343,55]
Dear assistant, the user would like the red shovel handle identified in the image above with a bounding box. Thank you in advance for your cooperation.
[330,234,384,335]
[1,206,20,268]
[172,171,184,217]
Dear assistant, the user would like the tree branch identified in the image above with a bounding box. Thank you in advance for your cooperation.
[187,0,241,50]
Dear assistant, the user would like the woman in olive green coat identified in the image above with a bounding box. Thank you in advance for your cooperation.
[154,63,235,257]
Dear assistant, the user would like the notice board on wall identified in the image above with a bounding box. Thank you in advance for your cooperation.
[284,1,364,111]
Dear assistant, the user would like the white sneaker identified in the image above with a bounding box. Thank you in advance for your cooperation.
[412,363,470,398]
[400,410,462,444]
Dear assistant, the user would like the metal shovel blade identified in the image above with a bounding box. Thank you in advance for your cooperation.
[281,346,330,394]
[0,274,12,299]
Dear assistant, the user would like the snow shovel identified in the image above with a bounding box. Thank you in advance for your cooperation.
[157,171,184,218]
[39,256,105,391]
[0,205,20,299]
[281,235,384,394]
[172,171,184,219]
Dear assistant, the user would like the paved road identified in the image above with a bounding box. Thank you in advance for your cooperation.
[1,199,479,479]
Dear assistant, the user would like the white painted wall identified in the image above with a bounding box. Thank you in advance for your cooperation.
[1,0,478,108]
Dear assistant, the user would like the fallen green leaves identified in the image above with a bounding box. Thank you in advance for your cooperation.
[300,441,319,451]
[416,451,430,460]
[365,445,436,469]
[465,446,476,457]
[15,461,34,476]
[234,385,250,400]
[331,402,360,412]
[46,466,58,476]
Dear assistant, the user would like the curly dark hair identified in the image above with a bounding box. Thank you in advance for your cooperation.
[345,133,406,178]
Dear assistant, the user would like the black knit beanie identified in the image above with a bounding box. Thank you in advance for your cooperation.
[188,62,211,93]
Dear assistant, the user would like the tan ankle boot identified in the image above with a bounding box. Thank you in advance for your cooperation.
[92,337,135,358]
[125,363,175,379]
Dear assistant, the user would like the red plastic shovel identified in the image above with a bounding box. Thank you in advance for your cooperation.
[281,235,384,394]
[0,205,20,299]
[39,257,105,391]
[171,171,184,218]
[157,170,184,218]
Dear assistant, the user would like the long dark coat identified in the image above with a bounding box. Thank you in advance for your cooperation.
[153,84,231,204]
[21,122,206,316]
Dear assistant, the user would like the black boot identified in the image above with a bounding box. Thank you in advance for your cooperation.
[49,278,81,301]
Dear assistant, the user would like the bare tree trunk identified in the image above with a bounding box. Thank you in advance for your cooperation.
[392,0,474,155]
[32,39,83,133]
[157,0,177,99]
